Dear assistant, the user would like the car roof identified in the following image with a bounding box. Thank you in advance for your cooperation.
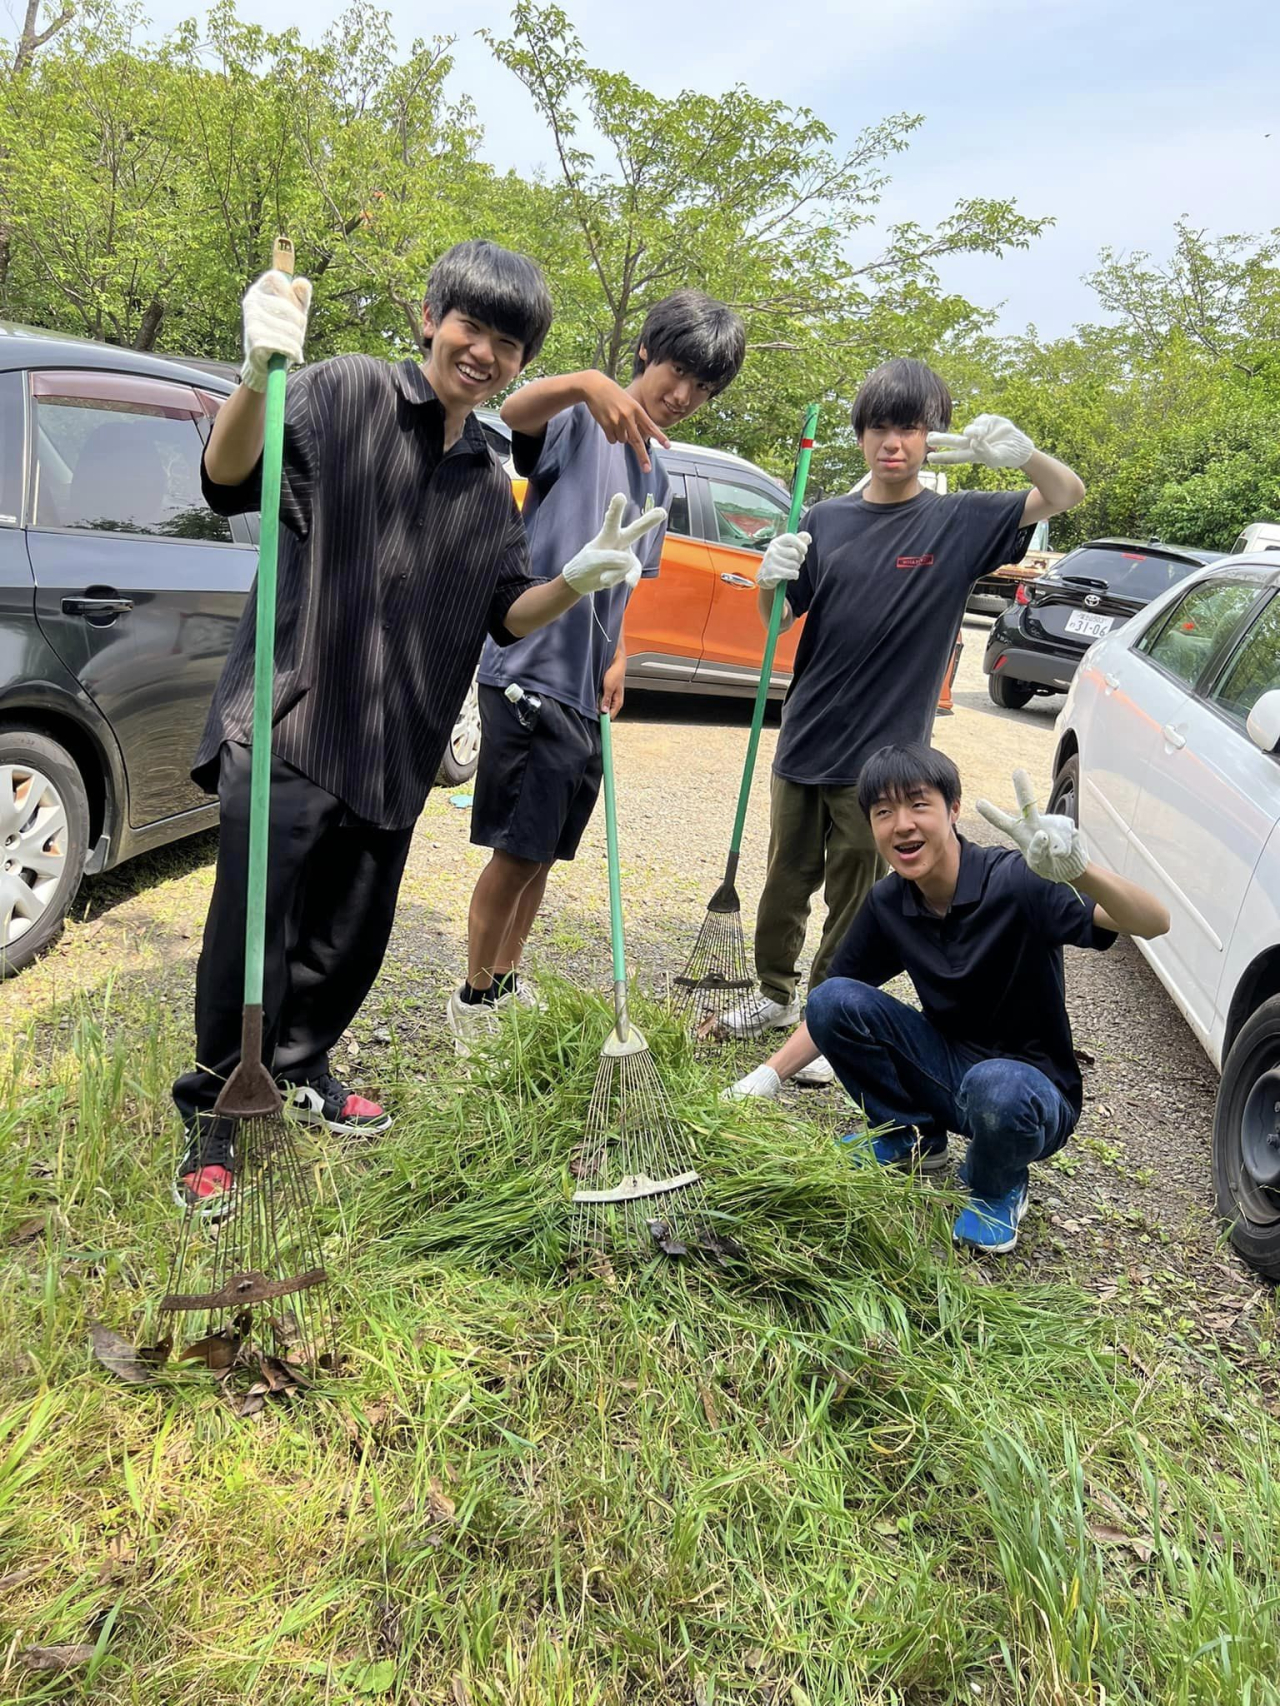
[0,320,237,393]
[1074,537,1219,566]
[476,408,788,492]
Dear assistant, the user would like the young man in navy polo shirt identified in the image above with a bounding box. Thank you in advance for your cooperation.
[448,290,745,1051]
[722,358,1086,1087]
[733,743,1169,1252]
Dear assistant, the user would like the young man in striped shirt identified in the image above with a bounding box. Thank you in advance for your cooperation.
[173,240,663,1213]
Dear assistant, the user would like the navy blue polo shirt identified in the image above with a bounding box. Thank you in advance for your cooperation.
[827,835,1116,1117]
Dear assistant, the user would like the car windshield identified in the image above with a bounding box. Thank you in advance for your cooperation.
[1046,547,1200,603]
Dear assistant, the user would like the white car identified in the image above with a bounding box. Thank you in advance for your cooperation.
[1049,550,1280,1276]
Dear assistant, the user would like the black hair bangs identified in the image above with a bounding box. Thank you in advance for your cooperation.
[425,239,554,368]
[858,743,962,819]
[633,290,746,393]
[852,358,953,436]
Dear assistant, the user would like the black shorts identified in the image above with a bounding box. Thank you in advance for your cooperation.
[470,684,604,864]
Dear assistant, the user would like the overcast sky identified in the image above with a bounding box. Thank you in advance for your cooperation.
[18,0,1279,338]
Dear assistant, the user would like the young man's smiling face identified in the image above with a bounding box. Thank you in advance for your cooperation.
[858,418,930,489]
[867,781,961,886]
[632,349,717,433]
[422,307,525,414]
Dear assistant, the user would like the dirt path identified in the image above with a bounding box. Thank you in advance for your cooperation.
[4,619,1276,1397]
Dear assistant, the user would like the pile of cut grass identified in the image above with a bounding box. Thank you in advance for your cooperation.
[1,980,1278,1704]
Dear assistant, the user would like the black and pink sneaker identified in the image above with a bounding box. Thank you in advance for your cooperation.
[283,1073,391,1137]
[174,1116,237,1220]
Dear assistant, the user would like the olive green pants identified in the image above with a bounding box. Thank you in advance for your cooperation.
[753,774,886,1006]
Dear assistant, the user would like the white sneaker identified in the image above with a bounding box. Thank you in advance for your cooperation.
[720,1064,783,1102]
[720,993,801,1037]
[508,975,546,1012]
[793,1053,835,1087]
[446,989,504,1057]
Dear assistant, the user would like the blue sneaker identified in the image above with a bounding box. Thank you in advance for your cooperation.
[838,1131,949,1172]
[952,1185,1029,1253]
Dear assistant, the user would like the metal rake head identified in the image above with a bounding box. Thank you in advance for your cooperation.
[158,1112,338,1375]
[569,1028,739,1270]
[671,900,756,1042]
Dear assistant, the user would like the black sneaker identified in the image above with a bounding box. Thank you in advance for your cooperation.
[174,1116,237,1219]
[282,1073,392,1137]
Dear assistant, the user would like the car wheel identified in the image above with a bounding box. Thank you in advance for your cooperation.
[438,672,482,787]
[1047,755,1080,826]
[1213,994,1280,1280]
[0,729,90,979]
[987,673,1035,711]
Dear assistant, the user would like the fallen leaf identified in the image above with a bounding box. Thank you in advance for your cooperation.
[744,1646,766,1671]
[451,1677,472,1705]
[259,1353,311,1393]
[697,1380,720,1430]
[19,1644,96,1671]
[0,1565,38,1593]
[428,1478,457,1524]
[91,1325,159,1385]
[694,1013,724,1043]
[1088,1521,1155,1562]
[7,1216,46,1246]
[647,1219,688,1257]
[178,1330,242,1371]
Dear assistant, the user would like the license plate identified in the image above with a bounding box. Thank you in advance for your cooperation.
[1066,610,1114,639]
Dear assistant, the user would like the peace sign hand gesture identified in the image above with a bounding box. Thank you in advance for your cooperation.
[561,493,668,596]
[926,414,1035,470]
[975,768,1089,885]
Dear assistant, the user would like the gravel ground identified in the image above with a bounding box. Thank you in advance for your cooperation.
[5,614,1277,1396]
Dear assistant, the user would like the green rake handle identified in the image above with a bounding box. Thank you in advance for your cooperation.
[724,403,820,873]
[599,708,630,1040]
[244,237,294,1009]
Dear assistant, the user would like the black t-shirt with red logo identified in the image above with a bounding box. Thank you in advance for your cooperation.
[775,487,1031,787]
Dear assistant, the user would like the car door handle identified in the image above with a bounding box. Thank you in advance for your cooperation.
[62,596,134,617]
[1103,673,1120,692]
[1162,723,1186,749]
[719,573,755,589]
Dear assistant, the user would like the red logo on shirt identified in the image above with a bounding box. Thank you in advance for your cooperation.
[896,554,935,571]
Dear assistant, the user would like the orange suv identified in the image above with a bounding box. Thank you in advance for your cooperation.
[442,414,808,781]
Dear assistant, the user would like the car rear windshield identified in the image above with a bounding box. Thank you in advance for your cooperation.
[1046,547,1200,603]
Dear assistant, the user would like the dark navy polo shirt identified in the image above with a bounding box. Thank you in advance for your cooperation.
[827,834,1116,1116]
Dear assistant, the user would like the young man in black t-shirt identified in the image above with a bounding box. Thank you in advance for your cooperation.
[723,358,1086,1088]
[744,743,1169,1252]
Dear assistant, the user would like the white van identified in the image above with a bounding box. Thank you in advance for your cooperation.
[1230,522,1280,555]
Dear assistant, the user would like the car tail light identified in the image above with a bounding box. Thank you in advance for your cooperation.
[993,653,1007,671]
[1014,583,1031,605]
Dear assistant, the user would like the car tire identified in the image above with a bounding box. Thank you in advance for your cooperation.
[987,673,1035,711]
[1048,755,1080,826]
[0,727,90,979]
[437,672,482,787]
[1213,994,1280,1280]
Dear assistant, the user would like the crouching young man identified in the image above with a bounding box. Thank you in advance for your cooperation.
[742,743,1168,1253]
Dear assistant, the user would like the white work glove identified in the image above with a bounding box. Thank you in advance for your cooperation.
[721,1064,782,1103]
[240,269,312,392]
[927,414,1035,470]
[976,768,1089,885]
[757,531,811,589]
[561,493,666,596]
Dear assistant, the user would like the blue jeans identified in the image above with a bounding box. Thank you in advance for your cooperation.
[806,979,1076,1198]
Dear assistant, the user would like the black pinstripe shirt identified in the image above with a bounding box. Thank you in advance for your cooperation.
[195,355,537,828]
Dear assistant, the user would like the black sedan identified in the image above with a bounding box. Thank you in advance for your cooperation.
[982,538,1219,709]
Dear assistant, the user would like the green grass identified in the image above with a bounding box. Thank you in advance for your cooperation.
[1,980,1279,1704]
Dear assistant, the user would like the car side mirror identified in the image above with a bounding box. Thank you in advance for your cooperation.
[1246,689,1280,753]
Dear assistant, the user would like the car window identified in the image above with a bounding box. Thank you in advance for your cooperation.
[1210,595,1280,724]
[665,473,691,538]
[707,478,788,552]
[31,380,231,543]
[0,370,22,524]
[1138,579,1258,687]
[1048,545,1201,603]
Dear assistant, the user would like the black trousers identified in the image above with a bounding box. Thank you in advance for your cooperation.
[172,742,414,1123]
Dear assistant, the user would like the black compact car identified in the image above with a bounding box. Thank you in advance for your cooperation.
[982,538,1219,709]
